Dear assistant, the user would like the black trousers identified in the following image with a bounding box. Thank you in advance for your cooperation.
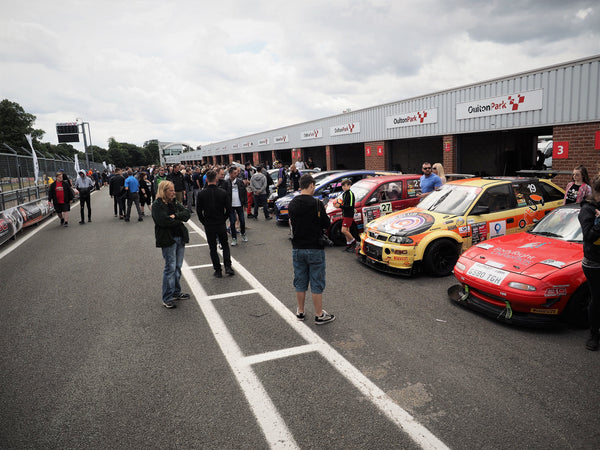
[583,265,600,333]
[79,195,91,221]
[253,193,269,218]
[205,225,232,271]
[113,195,125,216]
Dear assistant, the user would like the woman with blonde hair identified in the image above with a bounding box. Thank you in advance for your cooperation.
[432,163,446,184]
[152,180,191,309]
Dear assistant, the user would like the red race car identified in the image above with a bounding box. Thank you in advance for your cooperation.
[449,204,589,327]
[325,174,421,246]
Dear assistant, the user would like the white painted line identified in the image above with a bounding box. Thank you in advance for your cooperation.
[186,243,209,248]
[242,344,320,366]
[184,220,449,450]
[182,260,299,449]
[206,289,259,301]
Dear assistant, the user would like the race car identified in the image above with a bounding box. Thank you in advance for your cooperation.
[449,204,589,327]
[274,170,396,222]
[325,175,422,245]
[267,169,330,211]
[357,177,565,276]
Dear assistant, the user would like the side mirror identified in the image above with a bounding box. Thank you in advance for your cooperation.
[471,205,490,215]
[367,197,378,205]
[322,189,331,196]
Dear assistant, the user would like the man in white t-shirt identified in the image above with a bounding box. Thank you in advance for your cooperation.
[225,166,248,245]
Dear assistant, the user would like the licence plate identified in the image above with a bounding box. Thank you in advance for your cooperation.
[279,210,288,215]
[466,262,509,286]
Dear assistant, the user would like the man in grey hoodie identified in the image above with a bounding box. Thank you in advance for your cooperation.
[249,165,272,220]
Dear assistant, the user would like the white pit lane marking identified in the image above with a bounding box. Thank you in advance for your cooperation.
[184,219,448,450]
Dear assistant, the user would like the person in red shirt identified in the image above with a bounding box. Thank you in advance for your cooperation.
[47,172,74,227]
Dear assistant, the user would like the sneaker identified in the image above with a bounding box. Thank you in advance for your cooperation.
[119,216,124,220]
[124,218,130,222]
[586,332,599,351]
[163,300,177,309]
[213,270,223,278]
[138,217,143,222]
[296,308,305,321]
[63,222,69,227]
[225,267,235,276]
[241,234,248,242]
[344,241,357,252]
[79,221,85,225]
[315,310,335,325]
[173,292,191,300]
[60,217,65,225]
[231,238,237,246]
[265,215,272,220]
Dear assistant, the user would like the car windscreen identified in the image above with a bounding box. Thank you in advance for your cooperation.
[529,207,583,242]
[419,184,482,216]
[350,183,373,202]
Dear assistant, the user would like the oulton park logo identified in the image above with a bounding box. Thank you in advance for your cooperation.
[456,89,543,120]
[385,108,438,129]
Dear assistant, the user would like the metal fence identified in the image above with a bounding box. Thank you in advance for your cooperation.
[0,149,105,211]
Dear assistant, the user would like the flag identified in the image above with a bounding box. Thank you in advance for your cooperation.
[25,134,39,184]
[74,153,81,174]
[102,161,107,169]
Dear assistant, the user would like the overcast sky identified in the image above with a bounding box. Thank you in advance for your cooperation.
[1,0,599,152]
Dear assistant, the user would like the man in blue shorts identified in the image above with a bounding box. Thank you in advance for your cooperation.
[419,161,442,198]
[288,174,335,325]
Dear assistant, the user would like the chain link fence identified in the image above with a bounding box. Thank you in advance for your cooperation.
[0,149,105,211]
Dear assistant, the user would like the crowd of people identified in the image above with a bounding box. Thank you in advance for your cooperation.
[46,159,600,338]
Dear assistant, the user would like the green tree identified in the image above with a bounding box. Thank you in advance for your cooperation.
[0,99,45,149]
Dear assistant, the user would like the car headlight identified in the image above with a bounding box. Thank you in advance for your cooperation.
[508,281,536,291]
[455,261,466,271]
[388,236,414,244]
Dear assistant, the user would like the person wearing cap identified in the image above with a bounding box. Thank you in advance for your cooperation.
[74,169,94,224]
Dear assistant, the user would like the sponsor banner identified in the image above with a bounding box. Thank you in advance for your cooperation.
[232,143,239,150]
[274,135,288,144]
[301,129,322,140]
[242,142,253,148]
[386,109,438,129]
[0,199,54,247]
[330,122,360,137]
[258,138,270,146]
[456,89,543,120]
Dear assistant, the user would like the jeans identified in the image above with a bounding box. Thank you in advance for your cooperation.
[253,193,269,218]
[161,236,185,303]
[206,226,232,271]
[126,192,142,219]
[293,248,326,294]
[230,206,245,239]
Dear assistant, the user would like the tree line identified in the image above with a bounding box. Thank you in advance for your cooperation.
[0,99,159,167]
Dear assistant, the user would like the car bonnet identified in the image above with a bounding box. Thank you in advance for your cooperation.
[461,233,582,279]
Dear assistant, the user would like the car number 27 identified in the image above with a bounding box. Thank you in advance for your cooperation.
[380,202,392,214]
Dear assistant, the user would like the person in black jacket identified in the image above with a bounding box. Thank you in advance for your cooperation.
[152,180,191,309]
[578,176,600,351]
[109,168,126,219]
[168,164,186,204]
[47,171,74,227]
[196,170,234,277]
[225,166,248,245]
[288,174,335,325]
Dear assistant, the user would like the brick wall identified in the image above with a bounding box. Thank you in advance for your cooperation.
[364,142,387,171]
[551,122,600,188]
[442,135,457,174]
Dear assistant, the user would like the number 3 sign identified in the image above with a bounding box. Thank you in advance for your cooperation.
[553,141,569,159]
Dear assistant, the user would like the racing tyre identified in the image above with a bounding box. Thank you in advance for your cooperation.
[329,220,358,246]
[562,285,590,328]
[423,239,459,277]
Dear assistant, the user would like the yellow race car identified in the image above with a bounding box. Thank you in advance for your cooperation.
[357,177,565,276]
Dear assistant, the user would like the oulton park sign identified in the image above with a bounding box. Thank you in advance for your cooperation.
[456,89,543,120]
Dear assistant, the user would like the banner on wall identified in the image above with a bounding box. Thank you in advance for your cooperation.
[0,199,53,247]
[456,89,543,120]
[386,109,438,129]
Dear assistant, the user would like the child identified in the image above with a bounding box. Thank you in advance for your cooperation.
[339,179,356,251]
